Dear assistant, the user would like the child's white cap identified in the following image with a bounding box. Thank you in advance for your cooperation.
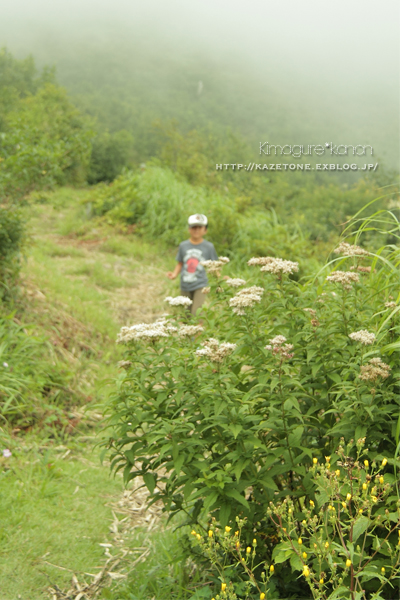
[188,214,208,226]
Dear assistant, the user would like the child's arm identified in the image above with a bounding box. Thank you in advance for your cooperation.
[167,262,183,280]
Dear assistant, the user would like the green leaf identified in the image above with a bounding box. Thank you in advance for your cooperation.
[260,476,278,491]
[288,425,304,447]
[225,489,250,509]
[289,552,303,571]
[328,372,341,384]
[218,503,231,527]
[229,424,243,439]
[143,472,156,494]
[174,453,185,474]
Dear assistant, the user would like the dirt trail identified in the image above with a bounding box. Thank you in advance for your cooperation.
[25,201,175,334]
[14,199,171,597]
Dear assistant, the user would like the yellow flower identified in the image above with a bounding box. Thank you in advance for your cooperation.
[235,530,239,536]
[325,541,329,549]
[342,502,347,509]
[359,508,363,514]
[225,526,231,533]
[313,457,318,464]
[372,495,378,503]
[302,519,307,525]
[314,543,318,549]
[288,508,292,514]
[379,476,384,485]
[246,546,251,554]
[303,566,310,577]
[362,483,367,490]
[381,567,385,574]
[310,500,315,507]
[298,538,303,545]
[282,527,287,533]
[270,564,275,573]
[346,493,352,501]
[253,538,257,545]
[302,552,307,559]
[236,541,240,549]
[335,469,340,476]
[346,559,352,568]
[191,530,197,536]
[196,534,201,540]
[260,594,266,600]
[382,458,388,467]
[364,460,369,467]
[319,578,324,585]
[325,456,331,462]
[221,582,227,591]
[208,530,213,538]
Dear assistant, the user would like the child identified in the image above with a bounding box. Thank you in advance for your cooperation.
[166,214,218,315]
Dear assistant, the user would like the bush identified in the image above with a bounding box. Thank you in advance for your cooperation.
[190,439,400,600]
[0,83,92,200]
[89,165,315,262]
[106,210,399,598]
[0,205,25,300]
[87,129,134,184]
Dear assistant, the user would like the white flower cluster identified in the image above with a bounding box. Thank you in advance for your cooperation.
[225,278,247,288]
[260,258,299,275]
[326,270,360,290]
[201,287,211,294]
[118,360,132,369]
[195,338,237,363]
[248,256,299,275]
[385,301,397,309]
[178,325,204,337]
[229,286,264,315]
[348,330,376,345]
[164,295,193,307]
[333,242,370,257]
[265,335,294,360]
[359,357,391,382]
[248,257,274,266]
[117,322,170,343]
[303,308,317,317]
[200,257,230,276]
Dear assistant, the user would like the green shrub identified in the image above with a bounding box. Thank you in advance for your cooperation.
[106,209,399,598]
[0,84,92,200]
[89,166,315,262]
[88,129,134,184]
[0,205,25,300]
[190,439,400,600]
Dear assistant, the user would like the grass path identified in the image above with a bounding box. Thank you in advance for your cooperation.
[0,188,182,599]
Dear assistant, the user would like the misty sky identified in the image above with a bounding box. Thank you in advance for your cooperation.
[1,0,399,167]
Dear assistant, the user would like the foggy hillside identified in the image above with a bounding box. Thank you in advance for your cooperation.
[0,0,398,168]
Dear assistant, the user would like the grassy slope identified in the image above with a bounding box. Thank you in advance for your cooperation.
[0,187,187,599]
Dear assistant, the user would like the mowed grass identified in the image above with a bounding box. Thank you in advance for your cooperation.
[0,187,195,599]
[0,437,125,599]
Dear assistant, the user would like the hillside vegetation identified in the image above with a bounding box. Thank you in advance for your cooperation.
[0,48,398,599]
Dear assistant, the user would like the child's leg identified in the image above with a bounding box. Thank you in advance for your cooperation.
[180,290,195,315]
[191,288,206,316]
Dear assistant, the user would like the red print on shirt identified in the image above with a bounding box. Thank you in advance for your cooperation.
[187,257,199,273]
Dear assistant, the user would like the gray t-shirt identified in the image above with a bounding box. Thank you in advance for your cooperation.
[176,240,218,292]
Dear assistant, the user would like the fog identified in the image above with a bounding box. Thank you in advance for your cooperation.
[1,0,399,167]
